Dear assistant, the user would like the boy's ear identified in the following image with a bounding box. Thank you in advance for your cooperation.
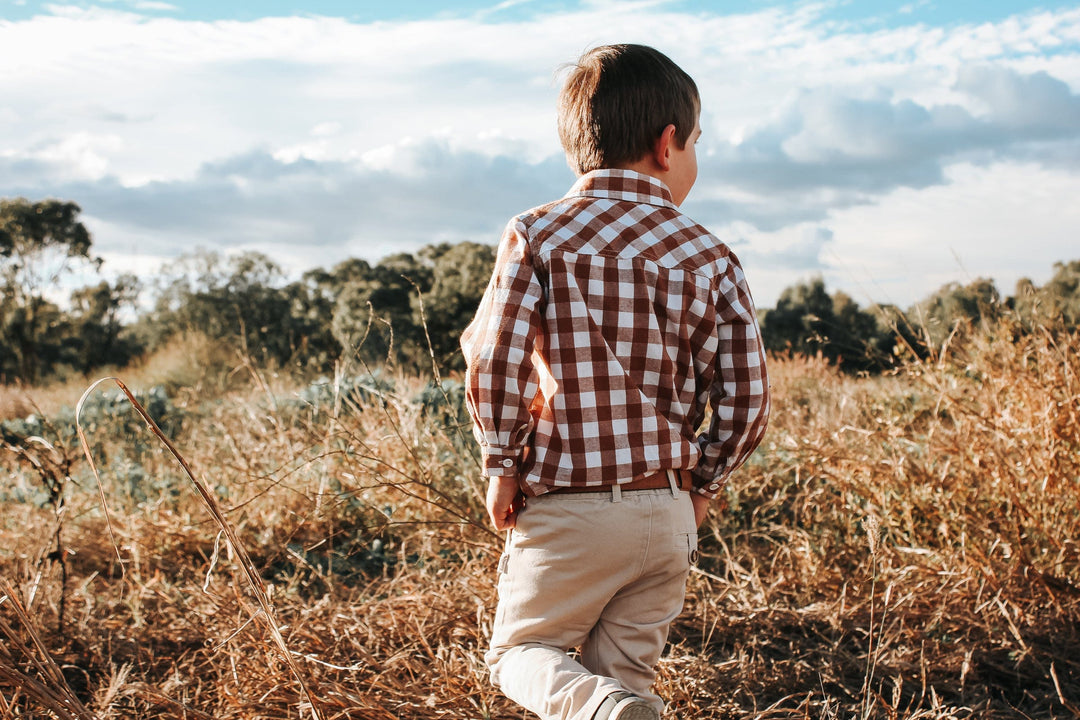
[652,124,678,172]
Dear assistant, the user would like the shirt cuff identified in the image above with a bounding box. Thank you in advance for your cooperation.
[481,446,519,476]
[691,468,727,499]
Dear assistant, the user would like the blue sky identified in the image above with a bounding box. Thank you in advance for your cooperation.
[1,0,1079,308]
[3,0,1076,26]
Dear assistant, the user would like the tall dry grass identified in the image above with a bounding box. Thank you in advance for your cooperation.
[0,332,234,425]
[1,318,1078,718]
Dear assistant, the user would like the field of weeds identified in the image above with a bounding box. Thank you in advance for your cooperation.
[1,321,1079,719]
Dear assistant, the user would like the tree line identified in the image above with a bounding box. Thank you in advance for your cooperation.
[2,197,1078,384]
[758,263,1080,372]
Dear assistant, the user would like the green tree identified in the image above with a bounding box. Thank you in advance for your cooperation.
[63,274,142,373]
[0,198,98,381]
[1012,260,1080,329]
[277,271,342,372]
[332,252,432,369]
[420,242,496,369]
[830,291,897,370]
[907,277,1001,349]
[761,278,835,358]
[149,250,300,367]
[761,278,896,372]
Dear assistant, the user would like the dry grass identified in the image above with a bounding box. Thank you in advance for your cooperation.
[0,382,73,424]
[0,333,231,424]
[1,319,1078,719]
[0,387,35,423]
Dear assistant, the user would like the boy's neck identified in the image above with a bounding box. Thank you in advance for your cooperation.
[614,159,662,177]
[613,160,666,182]
[611,121,698,206]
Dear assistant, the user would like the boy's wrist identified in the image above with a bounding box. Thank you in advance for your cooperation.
[485,475,523,531]
[487,475,519,487]
[690,492,710,528]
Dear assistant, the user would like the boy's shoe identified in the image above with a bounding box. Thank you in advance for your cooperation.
[592,691,660,720]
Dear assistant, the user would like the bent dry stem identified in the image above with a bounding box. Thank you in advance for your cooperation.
[74,376,326,720]
[0,317,1077,718]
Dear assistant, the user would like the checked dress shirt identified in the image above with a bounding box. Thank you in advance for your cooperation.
[462,169,770,499]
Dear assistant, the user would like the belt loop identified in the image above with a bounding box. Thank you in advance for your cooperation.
[611,483,623,503]
[667,469,679,497]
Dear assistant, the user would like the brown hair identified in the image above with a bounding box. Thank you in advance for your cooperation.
[557,44,699,175]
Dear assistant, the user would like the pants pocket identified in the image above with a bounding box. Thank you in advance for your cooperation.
[673,532,699,565]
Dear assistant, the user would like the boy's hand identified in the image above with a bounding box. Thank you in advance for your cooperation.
[487,476,523,531]
[691,492,710,528]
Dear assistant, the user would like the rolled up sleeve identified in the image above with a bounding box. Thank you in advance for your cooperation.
[692,256,770,499]
[461,219,545,477]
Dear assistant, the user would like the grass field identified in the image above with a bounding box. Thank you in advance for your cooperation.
[1,319,1078,719]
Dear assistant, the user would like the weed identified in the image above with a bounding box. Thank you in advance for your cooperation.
[0,319,1077,718]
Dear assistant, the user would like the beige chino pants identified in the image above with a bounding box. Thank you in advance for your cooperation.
[486,486,698,720]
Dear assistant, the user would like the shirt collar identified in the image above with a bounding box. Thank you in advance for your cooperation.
[566,169,676,210]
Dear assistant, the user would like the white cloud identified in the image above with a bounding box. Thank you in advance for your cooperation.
[2,142,573,271]
[3,132,123,181]
[1,3,1079,308]
[816,161,1080,308]
[717,160,1080,310]
[311,121,342,137]
[129,1,178,11]
[474,0,539,20]
[682,64,1080,241]
[957,65,1080,131]
[898,1,931,15]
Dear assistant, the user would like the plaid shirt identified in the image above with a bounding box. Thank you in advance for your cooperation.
[461,169,769,499]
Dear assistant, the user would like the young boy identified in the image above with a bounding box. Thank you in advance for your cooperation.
[461,44,770,720]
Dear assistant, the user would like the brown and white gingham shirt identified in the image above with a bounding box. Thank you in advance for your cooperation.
[461,169,769,499]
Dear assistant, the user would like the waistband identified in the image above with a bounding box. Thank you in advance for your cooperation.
[542,469,691,496]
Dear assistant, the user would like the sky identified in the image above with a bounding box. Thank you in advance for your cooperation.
[1,0,1079,310]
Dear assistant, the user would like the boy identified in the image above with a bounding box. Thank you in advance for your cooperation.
[461,44,770,720]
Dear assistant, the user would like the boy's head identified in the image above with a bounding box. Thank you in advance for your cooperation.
[558,44,699,177]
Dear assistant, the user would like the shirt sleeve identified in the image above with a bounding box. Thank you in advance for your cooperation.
[691,254,771,499]
[460,218,545,477]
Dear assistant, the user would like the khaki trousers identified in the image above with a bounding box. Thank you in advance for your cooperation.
[486,486,698,720]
